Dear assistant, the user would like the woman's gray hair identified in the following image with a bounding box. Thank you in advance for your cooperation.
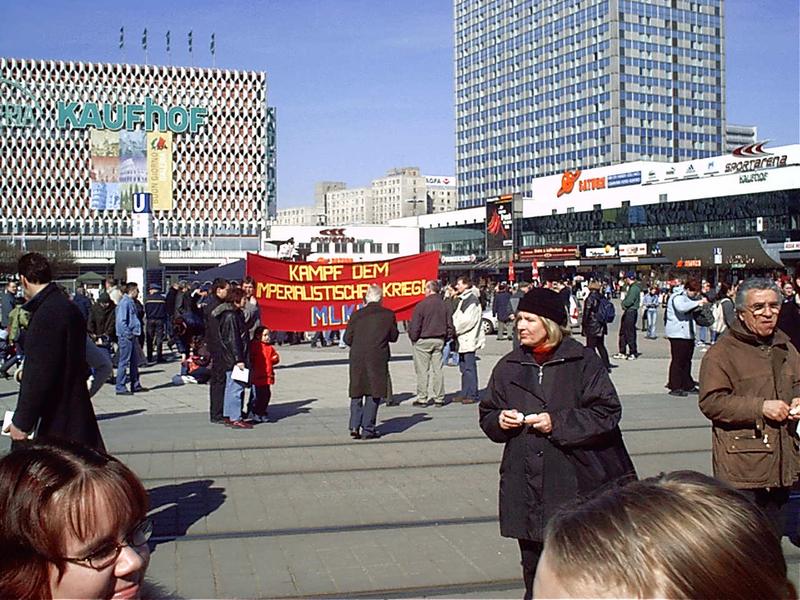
[365,283,383,304]
[734,277,782,311]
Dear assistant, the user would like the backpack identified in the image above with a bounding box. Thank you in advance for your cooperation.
[597,296,615,324]
[711,298,729,334]
[692,303,715,328]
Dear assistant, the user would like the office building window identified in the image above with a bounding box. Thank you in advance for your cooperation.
[334,242,348,253]
[387,243,400,254]
[371,242,383,253]
[353,242,366,253]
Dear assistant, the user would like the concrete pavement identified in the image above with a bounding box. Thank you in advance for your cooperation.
[2,320,799,598]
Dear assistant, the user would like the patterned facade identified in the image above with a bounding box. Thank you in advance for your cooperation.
[455,0,725,208]
[0,57,274,252]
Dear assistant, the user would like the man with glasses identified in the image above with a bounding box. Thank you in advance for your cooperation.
[699,277,800,538]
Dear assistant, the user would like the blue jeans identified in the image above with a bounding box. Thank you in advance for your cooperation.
[442,340,459,366]
[646,308,657,338]
[224,371,246,421]
[458,351,478,401]
[116,336,140,392]
[350,396,380,435]
[697,325,709,344]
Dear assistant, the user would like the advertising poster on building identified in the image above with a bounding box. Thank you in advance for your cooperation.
[147,131,174,211]
[119,130,147,213]
[247,251,440,331]
[486,195,513,251]
[89,129,121,210]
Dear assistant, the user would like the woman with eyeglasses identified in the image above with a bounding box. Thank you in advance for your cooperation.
[0,439,151,599]
[479,288,636,599]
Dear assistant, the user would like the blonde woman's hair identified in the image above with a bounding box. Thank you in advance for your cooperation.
[543,471,796,600]
[518,313,570,352]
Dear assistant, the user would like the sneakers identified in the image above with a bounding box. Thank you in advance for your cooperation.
[611,353,627,360]
[626,354,638,360]
[412,399,431,407]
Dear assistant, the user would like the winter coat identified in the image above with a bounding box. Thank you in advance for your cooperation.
[664,286,702,339]
[699,319,800,490]
[479,337,635,542]
[492,290,514,322]
[12,283,104,451]
[243,297,261,338]
[250,340,280,386]
[88,301,116,341]
[453,287,485,353]
[0,290,15,328]
[72,293,92,322]
[212,302,250,371]
[408,294,454,343]
[203,295,224,358]
[581,290,607,338]
[144,292,168,321]
[778,295,800,351]
[344,302,399,399]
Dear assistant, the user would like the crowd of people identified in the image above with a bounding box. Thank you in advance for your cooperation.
[2,250,800,598]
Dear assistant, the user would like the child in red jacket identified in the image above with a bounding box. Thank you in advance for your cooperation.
[250,326,280,422]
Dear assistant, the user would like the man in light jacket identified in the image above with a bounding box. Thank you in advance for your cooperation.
[699,277,800,537]
[115,282,146,395]
[452,275,485,404]
[664,278,707,396]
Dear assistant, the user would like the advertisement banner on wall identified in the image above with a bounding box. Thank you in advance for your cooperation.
[486,195,514,251]
[247,251,440,331]
[519,245,579,261]
[89,129,121,211]
[585,246,618,259]
[618,243,648,257]
[146,131,173,211]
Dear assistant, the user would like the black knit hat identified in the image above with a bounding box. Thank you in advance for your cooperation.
[517,288,567,326]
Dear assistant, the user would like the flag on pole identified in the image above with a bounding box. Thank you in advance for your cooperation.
[119,26,124,50]
[142,28,148,51]
[210,33,216,56]
[188,30,193,53]
[166,30,171,53]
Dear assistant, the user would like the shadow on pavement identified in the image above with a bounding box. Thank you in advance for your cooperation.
[379,412,433,436]
[280,355,413,370]
[266,398,316,422]
[0,390,16,398]
[386,392,414,405]
[147,479,227,549]
[97,409,147,421]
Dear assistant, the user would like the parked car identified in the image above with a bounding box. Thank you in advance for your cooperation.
[481,309,498,335]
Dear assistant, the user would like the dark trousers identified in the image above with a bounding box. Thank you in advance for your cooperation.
[518,539,543,600]
[209,358,226,422]
[618,308,638,355]
[667,338,695,391]
[738,487,790,539]
[146,319,165,362]
[585,334,610,369]
[253,384,272,416]
[349,396,379,435]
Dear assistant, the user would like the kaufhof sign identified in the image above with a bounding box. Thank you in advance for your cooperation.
[58,97,208,133]
[0,78,207,133]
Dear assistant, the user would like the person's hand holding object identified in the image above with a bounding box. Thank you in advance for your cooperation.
[763,400,790,422]
[499,409,525,430]
[788,398,800,420]
[526,412,552,434]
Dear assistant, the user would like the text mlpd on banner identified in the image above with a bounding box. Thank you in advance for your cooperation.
[246,252,440,331]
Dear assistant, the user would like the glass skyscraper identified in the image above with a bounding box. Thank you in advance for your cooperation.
[454,0,725,208]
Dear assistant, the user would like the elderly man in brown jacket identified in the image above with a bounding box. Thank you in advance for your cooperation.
[699,277,800,537]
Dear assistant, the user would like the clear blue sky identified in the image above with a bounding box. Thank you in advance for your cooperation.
[1,0,798,208]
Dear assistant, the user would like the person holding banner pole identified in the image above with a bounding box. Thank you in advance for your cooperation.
[343,284,399,440]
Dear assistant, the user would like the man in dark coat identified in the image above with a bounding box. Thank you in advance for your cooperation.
[71,286,92,322]
[144,283,168,364]
[4,253,104,451]
[0,280,18,328]
[343,284,399,439]
[204,278,230,424]
[492,283,514,341]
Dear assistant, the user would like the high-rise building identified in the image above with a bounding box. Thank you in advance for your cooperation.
[454,0,726,208]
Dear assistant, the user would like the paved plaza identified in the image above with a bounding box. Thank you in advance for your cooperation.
[2,320,799,598]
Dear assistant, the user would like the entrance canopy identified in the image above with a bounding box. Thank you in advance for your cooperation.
[658,236,783,269]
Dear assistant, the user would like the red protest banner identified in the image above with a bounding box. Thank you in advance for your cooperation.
[246,251,440,331]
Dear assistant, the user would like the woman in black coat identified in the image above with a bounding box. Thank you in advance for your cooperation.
[479,288,635,599]
[212,287,251,429]
[581,280,611,371]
